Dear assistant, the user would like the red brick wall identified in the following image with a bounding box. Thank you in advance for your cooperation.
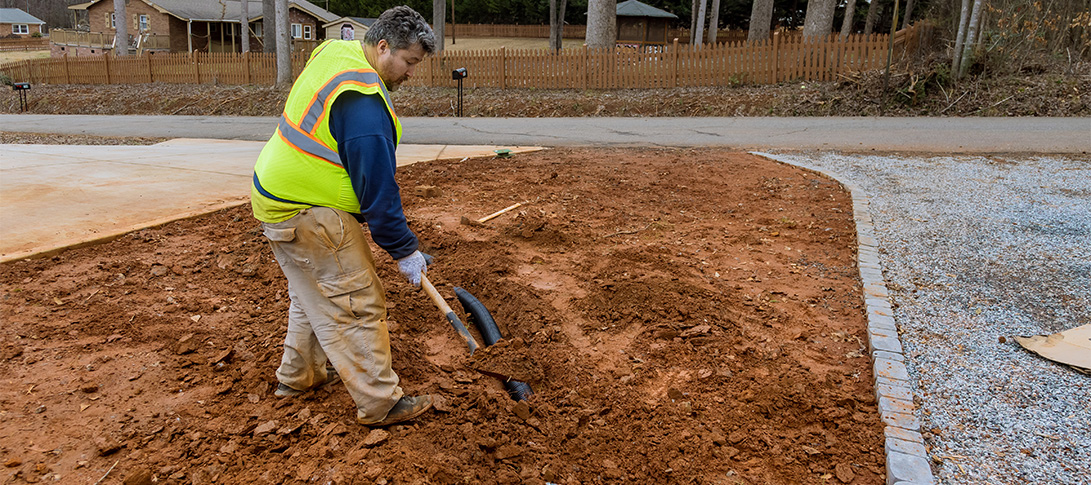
[87,1,171,38]
[2,23,43,37]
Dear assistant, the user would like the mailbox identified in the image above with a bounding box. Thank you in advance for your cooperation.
[451,67,467,80]
[12,82,30,91]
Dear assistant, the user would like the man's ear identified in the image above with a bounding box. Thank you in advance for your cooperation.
[376,39,389,56]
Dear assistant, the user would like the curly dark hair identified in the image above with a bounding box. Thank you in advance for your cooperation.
[363,6,436,55]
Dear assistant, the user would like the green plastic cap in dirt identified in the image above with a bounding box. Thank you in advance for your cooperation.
[494,149,512,158]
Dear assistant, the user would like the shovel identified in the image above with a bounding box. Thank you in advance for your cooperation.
[421,273,479,354]
[419,273,533,401]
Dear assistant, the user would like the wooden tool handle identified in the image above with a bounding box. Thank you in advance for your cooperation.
[421,273,453,313]
[421,273,480,353]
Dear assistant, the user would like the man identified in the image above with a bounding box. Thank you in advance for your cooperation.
[250,6,435,426]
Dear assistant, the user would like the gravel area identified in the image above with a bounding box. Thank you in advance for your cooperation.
[761,152,1091,484]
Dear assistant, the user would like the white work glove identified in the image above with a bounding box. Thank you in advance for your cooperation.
[396,250,427,287]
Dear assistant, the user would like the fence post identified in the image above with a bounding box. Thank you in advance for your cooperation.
[671,38,679,88]
[192,51,200,84]
[104,54,111,84]
[63,53,71,83]
[771,32,779,84]
[582,44,588,90]
[499,47,506,89]
[146,54,153,83]
[244,51,251,84]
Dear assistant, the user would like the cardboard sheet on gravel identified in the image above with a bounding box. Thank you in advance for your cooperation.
[1015,324,1091,374]
[0,148,883,484]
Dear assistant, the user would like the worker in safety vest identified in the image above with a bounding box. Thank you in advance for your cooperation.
[250,6,435,427]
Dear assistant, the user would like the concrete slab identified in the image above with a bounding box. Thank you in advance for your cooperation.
[0,139,541,262]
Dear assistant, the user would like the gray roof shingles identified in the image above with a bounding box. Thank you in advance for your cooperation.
[0,8,47,24]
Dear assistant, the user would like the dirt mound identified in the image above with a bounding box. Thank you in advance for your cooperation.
[1,148,883,483]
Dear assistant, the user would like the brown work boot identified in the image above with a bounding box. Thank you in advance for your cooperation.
[359,395,434,426]
[274,365,341,398]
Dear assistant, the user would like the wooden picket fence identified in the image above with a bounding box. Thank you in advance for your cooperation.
[0,37,49,51]
[413,32,896,89]
[2,25,929,89]
[443,23,586,39]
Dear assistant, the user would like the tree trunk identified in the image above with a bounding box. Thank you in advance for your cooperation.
[241,0,250,53]
[802,0,837,39]
[263,0,276,53]
[690,0,699,43]
[748,0,774,42]
[958,0,983,79]
[863,0,883,37]
[113,0,127,56]
[952,0,970,75]
[549,0,568,52]
[694,0,708,44]
[275,0,290,86]
[840,0,857,39]
[586,0,616,48]
[707,0,721,44]
[901,0,915,29]
[433,0,446,52]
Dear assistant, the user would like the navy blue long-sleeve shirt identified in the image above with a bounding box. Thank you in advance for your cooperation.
[328,91,418,260]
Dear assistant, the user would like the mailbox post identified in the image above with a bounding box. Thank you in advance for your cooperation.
[451,68,467,117]
[12,82,30,113]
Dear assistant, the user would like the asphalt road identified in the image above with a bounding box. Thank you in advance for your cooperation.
[3,115,1089,153]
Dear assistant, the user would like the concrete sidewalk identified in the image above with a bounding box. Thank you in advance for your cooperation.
[0,139,539,262]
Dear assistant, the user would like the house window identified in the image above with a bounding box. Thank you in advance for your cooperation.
[12,24,29,35]
[253,22,263,37]
[110,13,116,28]
[303,25,312,40]
[139,15,149,31]
[291,23,302,39]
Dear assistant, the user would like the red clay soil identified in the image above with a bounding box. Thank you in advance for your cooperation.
[0,147,883,484]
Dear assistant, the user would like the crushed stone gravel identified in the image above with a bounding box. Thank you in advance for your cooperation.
[761,152,1091,485]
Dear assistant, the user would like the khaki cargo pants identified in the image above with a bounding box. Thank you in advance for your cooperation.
[262,207,403,422]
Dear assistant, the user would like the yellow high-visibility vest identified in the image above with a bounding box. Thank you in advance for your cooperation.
[251,39,403,223]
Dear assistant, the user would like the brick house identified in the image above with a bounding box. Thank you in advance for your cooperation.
[53,0,337,57]
[0,8,46,38]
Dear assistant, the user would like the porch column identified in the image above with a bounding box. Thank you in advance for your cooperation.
[187,20,192,52]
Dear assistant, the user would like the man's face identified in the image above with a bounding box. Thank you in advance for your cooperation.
[373,40,425,92]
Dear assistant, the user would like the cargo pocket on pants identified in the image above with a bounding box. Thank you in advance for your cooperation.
[317,270,375,320]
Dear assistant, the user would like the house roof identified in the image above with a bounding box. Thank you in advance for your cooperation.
[321,16,376,29]
[0,8,47,25]
[75,0,338,23]
[615,0,678,19]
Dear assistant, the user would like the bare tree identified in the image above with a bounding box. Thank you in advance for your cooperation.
[690,0,699,43]
[802,0,838,39]
[958,0,984,79]
[748,0,774,42]
[864,0,883,37]
[263,0,276,53]
[275,0,290,86]
[433,0,446,52]
[586,0,616,48]
[241,0,250,53]
[952,0,971,74]
[706,0,721,44]
[113,0,128,56]
[902,0,916,29]
[840,0,858,38]
[694,0,707,44]
[549,0,568,52]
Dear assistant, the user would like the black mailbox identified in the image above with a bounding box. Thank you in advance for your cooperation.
[12,82,30,91]
[451,68,467,80]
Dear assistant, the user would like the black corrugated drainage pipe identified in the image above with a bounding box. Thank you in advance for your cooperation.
[454,287,534,402]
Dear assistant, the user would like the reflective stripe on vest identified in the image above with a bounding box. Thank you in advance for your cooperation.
[276,69,398,165]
